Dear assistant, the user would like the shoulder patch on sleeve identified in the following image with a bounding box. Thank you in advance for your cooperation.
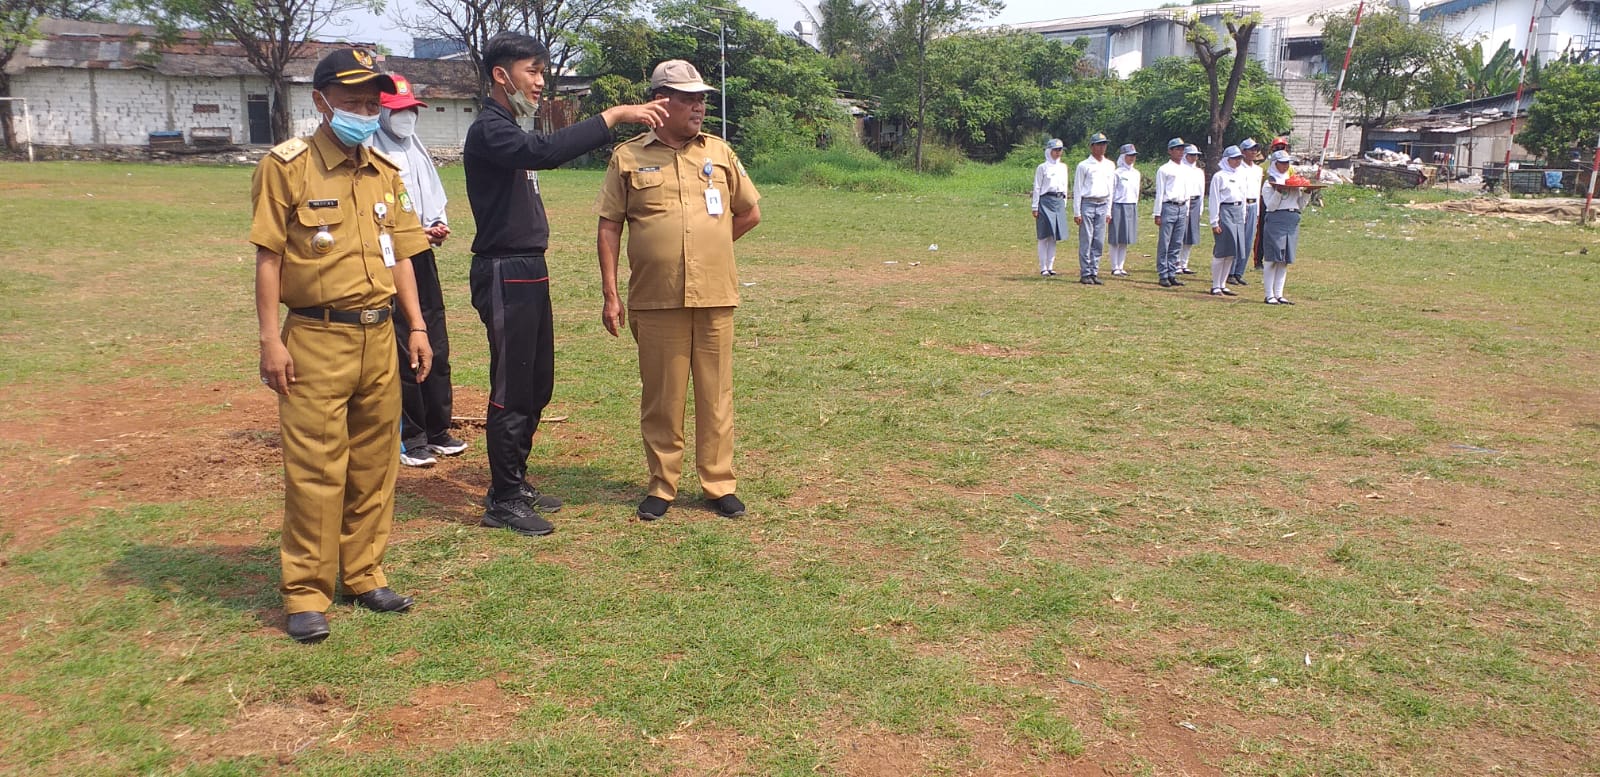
[269,138,308,162]
[367,146,400,169]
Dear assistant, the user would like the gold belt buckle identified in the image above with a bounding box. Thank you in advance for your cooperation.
[359,309,381,325]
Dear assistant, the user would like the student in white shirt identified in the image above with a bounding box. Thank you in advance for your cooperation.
[1152,138,1189,287]
[1207,145,1248,297]
[1231,138,1264,286]
[1031,138,1070,277]
[1259,149,1314,305]
[1073,132,1116,284]
[1178,144,1204,274]
[1107,144,1140,277]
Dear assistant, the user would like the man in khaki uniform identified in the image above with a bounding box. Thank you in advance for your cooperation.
[251,48,433,643]
[596,60,761,522]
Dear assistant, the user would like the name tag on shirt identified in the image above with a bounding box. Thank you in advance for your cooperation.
[705,187,724,216]
[308,199,339,209]
[378,233,396,267]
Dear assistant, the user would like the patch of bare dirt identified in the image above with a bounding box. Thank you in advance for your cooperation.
[655,722,761,776]
[171,687,359,766]
[349,677,528,752]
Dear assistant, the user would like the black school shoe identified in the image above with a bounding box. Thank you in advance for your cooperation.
[481,497,555,536]
[287,611,330,643]
[637,495,671,521]
[340,587,414,613]
[707,494,747,518]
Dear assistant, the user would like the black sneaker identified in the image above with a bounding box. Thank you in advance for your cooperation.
[637,495,671,521]
[481,497,555,536]
[427,434,469,456]
[482,483,563,513]
[707,494,746,518]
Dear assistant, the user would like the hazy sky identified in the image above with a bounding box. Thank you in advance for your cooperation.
[328,0,1172,56]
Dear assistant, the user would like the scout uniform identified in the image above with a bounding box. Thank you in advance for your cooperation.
[1073,133,1115,284]
[1232,138,1263,285]
[249,58,429,624]
[597,126,760,509]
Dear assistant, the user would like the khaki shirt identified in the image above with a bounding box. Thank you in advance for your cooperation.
[596,131,760,310]
[250,128,429,310]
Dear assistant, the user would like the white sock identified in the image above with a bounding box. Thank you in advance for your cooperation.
[1273,263,1288,299]
[1179,245,1191,270]
[1211,257,1231,291]
[1110,244,1126,271]
[1037,238,1055,273]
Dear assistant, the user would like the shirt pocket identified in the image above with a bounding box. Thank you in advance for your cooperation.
[629,170,668,214]
[294,204,346,257]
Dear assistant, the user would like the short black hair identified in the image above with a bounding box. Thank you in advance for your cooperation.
[482,32,549,80]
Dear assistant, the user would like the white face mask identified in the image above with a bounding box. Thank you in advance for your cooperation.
[384,109,418,139]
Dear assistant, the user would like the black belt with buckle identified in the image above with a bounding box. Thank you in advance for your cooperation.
[1246,198,1259,203]
[290,306,393,325]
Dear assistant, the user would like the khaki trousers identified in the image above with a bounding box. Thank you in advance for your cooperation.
[278,315,400,613]
[630,307,736,500]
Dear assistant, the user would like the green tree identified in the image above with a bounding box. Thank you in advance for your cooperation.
[912,30,1082,160]
[1454,39,1522,100]
[1175,8,1260,175]
[1517,62,1600,163]
[1315,7,1455,150]
[875,0,1001,172]
[1103,56,1291,159]
[578,1,840,155]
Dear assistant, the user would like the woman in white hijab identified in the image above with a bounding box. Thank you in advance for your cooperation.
[1107,143,1140,277]
[1031,138,1070,277]
[1258,150,1313,305]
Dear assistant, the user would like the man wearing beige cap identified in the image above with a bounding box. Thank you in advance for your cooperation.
[596,60,762,523]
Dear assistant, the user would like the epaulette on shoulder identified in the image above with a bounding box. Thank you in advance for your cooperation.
[270,137,308,162]
[620,131,651,146]
[367,146,400,169]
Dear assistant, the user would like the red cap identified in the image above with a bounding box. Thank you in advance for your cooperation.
[1271,136,1290,149]
[381,73,427,110]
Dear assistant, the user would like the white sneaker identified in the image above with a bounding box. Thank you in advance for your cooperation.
[400,449,437,468]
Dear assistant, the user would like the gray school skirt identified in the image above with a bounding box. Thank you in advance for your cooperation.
[1261,209,1301,264]
[1036,192,1069,240]
[1108,202,1138,245]
[1212,202,1246,259]
[1184,197,1202,245]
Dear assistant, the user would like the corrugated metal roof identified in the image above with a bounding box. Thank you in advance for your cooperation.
[1004,0,1371,42]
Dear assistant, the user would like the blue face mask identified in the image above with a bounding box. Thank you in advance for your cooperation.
[328,105,380,146]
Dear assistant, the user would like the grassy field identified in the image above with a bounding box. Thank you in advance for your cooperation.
[0,158,1597,776]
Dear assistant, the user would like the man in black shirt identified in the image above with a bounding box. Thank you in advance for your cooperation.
[465,32,667,536]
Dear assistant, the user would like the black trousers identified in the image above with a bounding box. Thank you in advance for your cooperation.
[396,249,453,450]
[470,253,554,502]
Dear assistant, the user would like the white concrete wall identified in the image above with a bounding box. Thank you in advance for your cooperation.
[1107,28,1144,77]
[1428,0,1597,61]
[9,66,475,148]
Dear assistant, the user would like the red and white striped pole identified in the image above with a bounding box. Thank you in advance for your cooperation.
[1582,135,1599,225]
[1318,0,1364,168]
[1501,8,1539,186]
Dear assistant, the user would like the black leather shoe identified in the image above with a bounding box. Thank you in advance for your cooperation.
[1090,275,1103,285]
[707,494,747,518]
[1180,268,1196,274]
[1220,288,1238,296]
[1169,277,1185,286]
[482,497,555,536]
[342,587,414,613]
[637,495,671,521]
[1277,297,1295,305]
[1159,277,1173,287]
[287,611,330,643]
[1080,277,1094,284]
[1234,276,1247,285]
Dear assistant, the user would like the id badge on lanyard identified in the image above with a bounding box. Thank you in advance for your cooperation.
[702,158,724,216]
[376,202,396,267]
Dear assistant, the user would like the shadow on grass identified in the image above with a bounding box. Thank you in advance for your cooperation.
[399,463,646,525]
[104,543,281,628]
